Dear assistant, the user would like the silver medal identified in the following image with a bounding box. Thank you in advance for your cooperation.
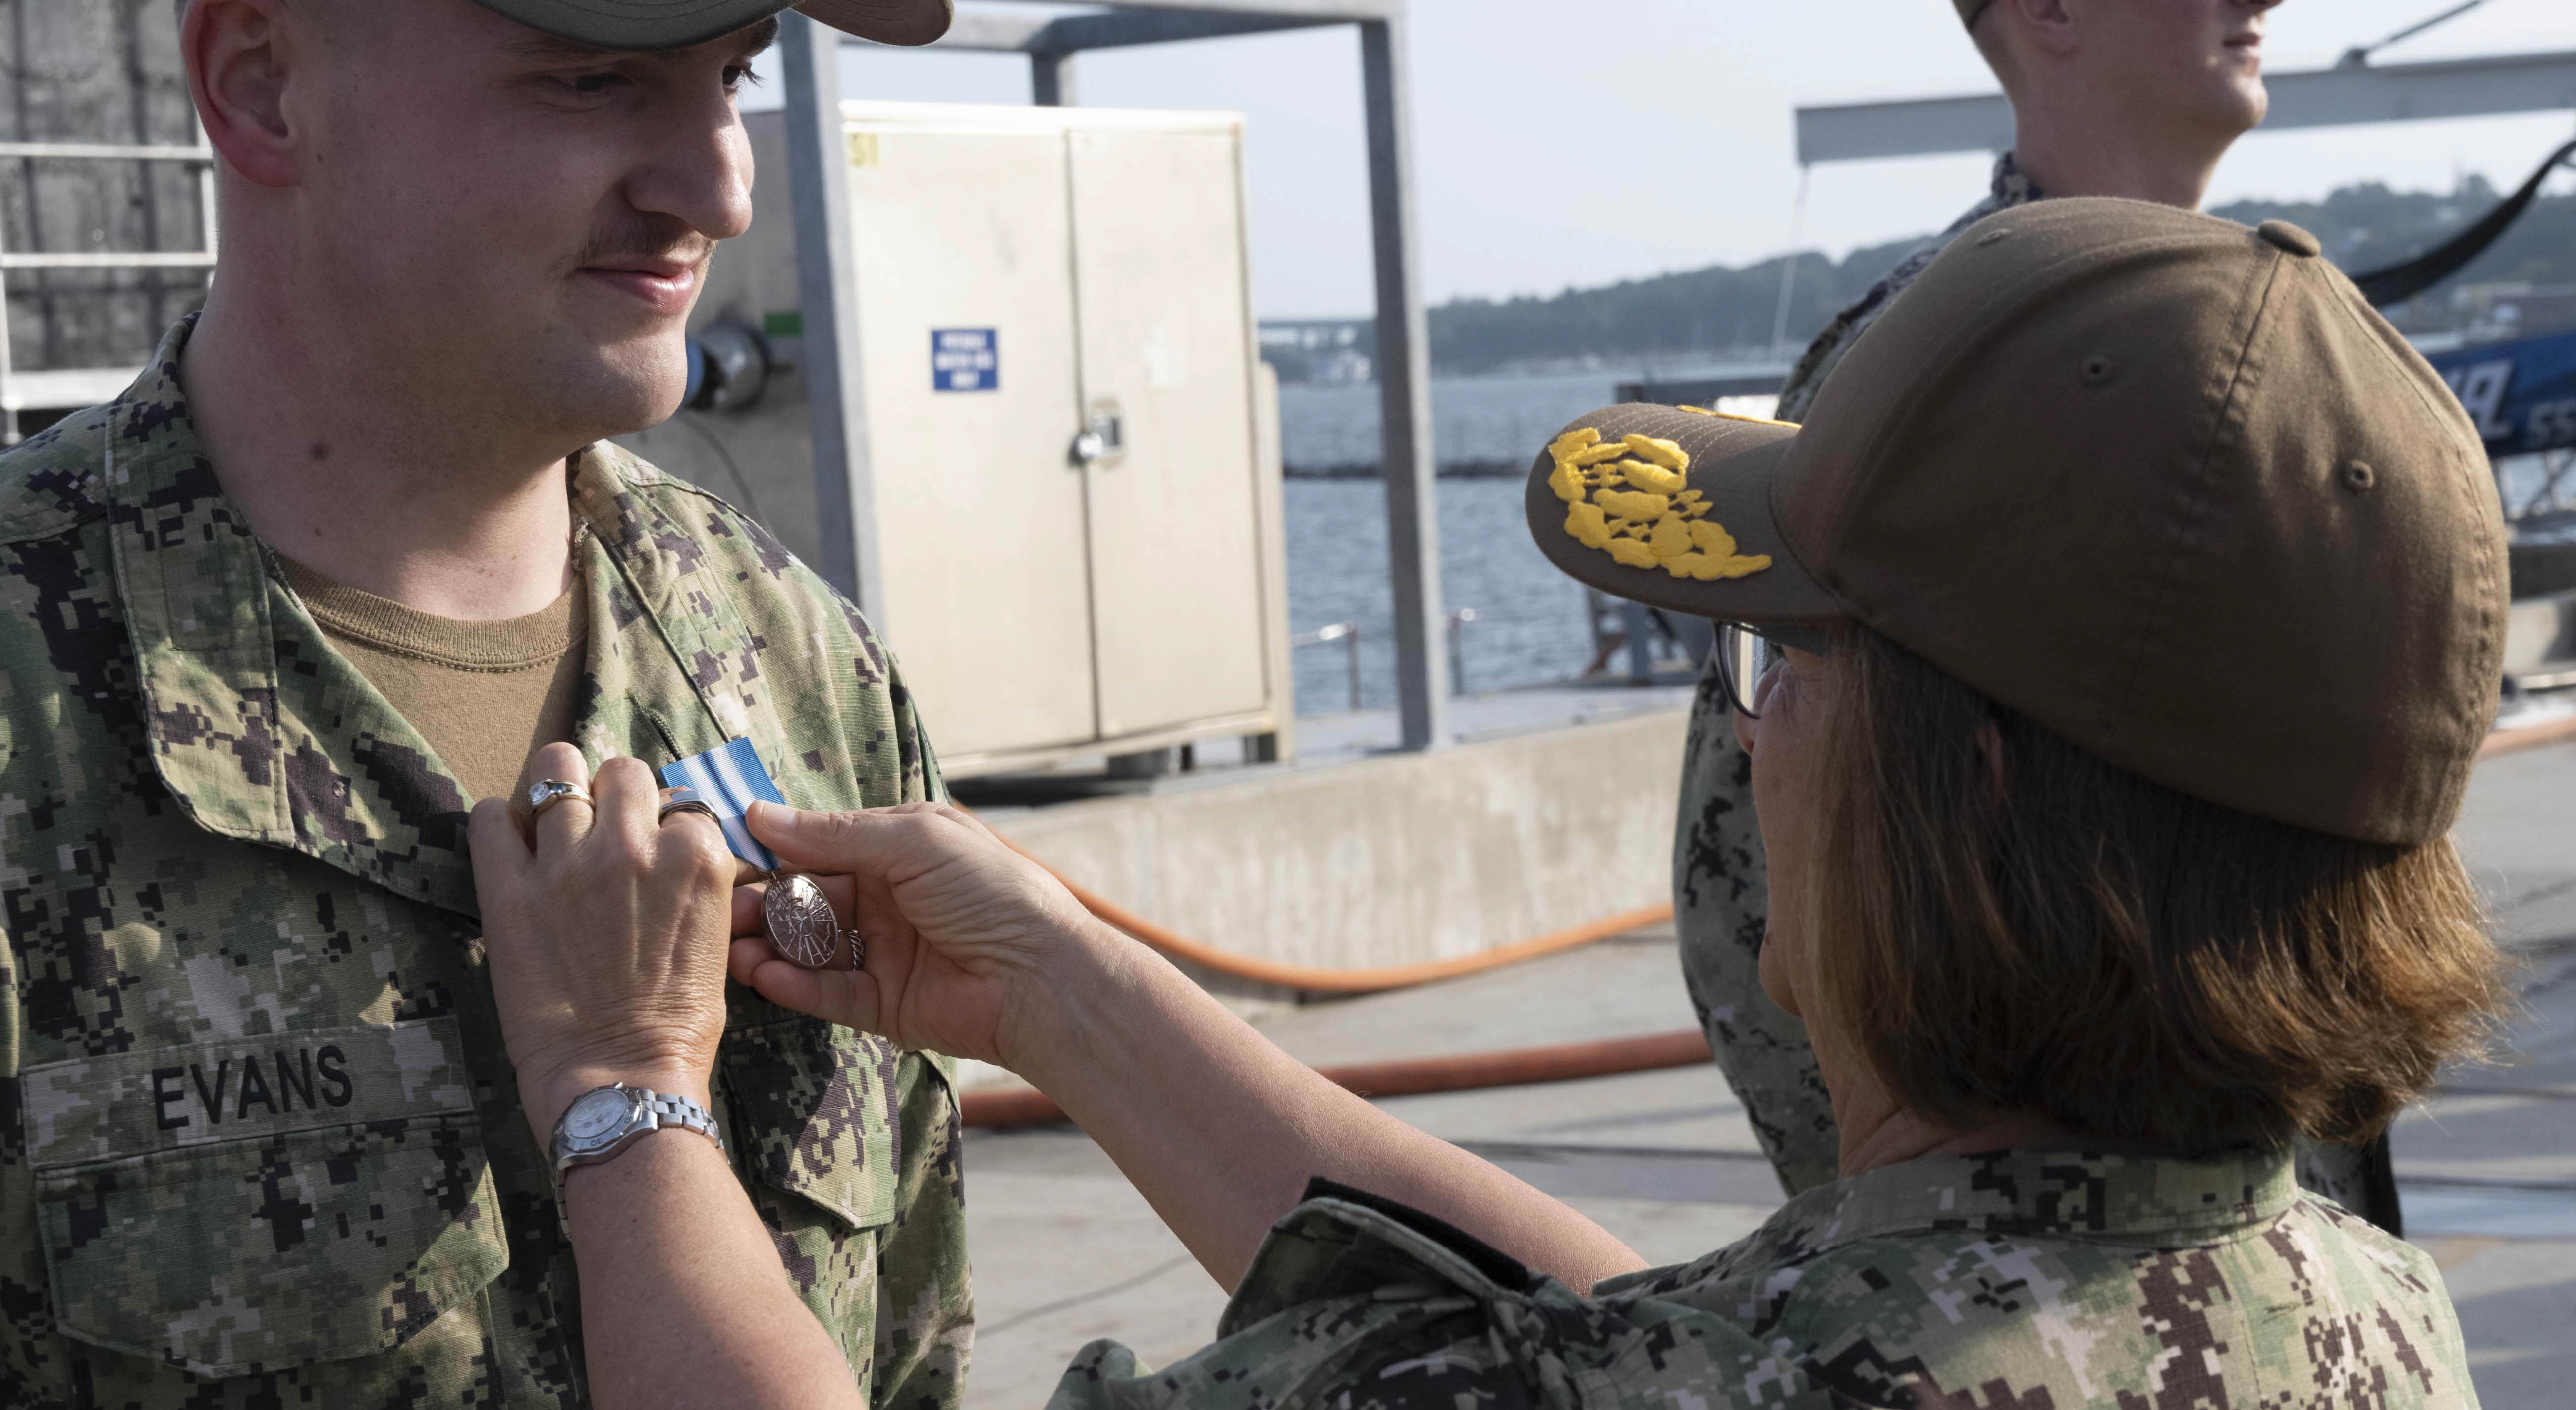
[764,871,840,969]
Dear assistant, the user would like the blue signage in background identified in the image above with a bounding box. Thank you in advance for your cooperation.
[2426,327,2576,457]
[932,328,999,392]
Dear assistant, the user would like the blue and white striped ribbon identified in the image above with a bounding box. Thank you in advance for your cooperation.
[659,738,786,872]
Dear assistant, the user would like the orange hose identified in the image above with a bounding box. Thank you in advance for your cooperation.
[966,808,1673,993]
[1066,885,1672,994]
[959,808,1671,993]
[2482,712,2576,759]
[962,1027,1713,1129]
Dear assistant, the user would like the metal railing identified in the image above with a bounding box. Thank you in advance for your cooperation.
[1446,607,1478,696]
[1293,622,1363,711]
[1298,608,1490,712]
[0,137,219,441]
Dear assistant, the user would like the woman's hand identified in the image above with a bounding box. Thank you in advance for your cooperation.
[728,803,1648,1296]
[726,801,1114,1074]
[469,743,745,1143]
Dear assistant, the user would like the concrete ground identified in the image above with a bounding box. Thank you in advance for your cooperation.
[959,743,2576,1409]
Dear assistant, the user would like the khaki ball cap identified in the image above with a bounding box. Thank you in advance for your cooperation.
[1528,199,2508,846]
[471,0,950,51]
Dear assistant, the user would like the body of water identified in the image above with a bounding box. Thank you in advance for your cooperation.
[1278,362,1781,471]
[1278,387,2570,718]
[1275,365,1775,714]
[1284,477,1598,714]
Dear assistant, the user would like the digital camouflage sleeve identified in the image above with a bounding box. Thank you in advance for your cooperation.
[1042,1152,2476,1410]
[0,319,970,1408]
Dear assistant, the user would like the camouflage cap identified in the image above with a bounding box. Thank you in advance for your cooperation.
[1526,199,2507,847]
[1956,0,1999,28]
[470,0,950,51]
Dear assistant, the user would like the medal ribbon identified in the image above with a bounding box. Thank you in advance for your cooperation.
[659,738,786,871]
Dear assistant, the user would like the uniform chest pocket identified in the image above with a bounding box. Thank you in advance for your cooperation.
[718,1015,903,1231]
[19,1017,508,1379]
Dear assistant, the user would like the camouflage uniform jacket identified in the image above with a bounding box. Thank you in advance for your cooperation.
[0,318,971,1408]
[1044,1150,2476,1410]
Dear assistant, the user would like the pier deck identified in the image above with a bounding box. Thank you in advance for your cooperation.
[960,740,2576,1409]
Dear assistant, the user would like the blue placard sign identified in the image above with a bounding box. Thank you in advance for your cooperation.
[932,328,999,393]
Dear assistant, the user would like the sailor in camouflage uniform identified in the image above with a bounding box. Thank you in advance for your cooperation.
[1665,0,2398,1221]
[509,199,2497,1410]
[1026,199,2488,1410]
[0,0,970,1404]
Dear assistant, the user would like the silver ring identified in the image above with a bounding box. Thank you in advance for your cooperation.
[658,787,721,826]
[525,779,593,819]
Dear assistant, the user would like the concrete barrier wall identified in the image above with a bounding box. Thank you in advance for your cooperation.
[983,709,1691,985]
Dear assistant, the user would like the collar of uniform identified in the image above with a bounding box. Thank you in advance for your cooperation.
[1747,1148,2298,1261]
[102,315,301,851]
[99,318,712,919]
[105,316,498,915]
[102,319,767,914]
[568,438,768,748]
[1989,150,2042,208]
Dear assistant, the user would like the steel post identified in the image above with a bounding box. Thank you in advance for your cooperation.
[1359,17,1448,750]
[1621,601,1654,684]
[781,16,884,619]
[1797,48,2576,165]
[1030,50,1076,106]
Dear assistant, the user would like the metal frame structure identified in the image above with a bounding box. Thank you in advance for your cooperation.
[0,136,217,444]
[1795,47,2576,166]
[780,0,1452,751]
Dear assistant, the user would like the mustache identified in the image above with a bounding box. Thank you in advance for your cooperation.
[572,212,714,271]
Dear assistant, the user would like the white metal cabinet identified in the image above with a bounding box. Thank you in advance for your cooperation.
[844,125,1098,756]
[618,102,1285,777]
[1070,125,1270,736]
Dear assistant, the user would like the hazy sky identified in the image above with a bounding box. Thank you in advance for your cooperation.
[749,0,2576,318]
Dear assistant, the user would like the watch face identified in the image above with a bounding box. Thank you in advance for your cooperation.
[564,1088,634,1144]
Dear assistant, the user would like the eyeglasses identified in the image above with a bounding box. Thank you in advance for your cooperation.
[1713,623,1833,722]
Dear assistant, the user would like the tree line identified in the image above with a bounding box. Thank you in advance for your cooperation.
[1388,175,2576,380]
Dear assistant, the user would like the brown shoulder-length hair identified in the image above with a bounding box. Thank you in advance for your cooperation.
[1799,627,2507,1154]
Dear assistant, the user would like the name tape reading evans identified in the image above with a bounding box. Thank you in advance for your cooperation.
[21,1017,475,1167]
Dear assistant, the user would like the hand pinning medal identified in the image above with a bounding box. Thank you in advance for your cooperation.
[660,740,865,972]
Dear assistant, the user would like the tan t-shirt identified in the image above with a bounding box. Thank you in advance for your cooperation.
[275,556,588,805]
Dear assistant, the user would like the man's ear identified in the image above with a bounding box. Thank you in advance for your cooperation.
[186,0,303,189]
[1998,0,2081,61]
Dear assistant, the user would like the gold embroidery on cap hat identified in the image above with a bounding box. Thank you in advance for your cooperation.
[1549,428,1773,582]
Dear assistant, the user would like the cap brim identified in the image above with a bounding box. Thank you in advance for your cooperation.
[799,0,951,46]
[471,0,950,51]
[1524,403,1846,628]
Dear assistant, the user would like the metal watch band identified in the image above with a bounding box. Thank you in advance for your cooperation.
[638,1089,724,1152]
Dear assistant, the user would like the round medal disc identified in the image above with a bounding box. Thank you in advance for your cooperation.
[764,872,840,969]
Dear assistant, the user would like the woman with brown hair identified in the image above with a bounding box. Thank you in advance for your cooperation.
[467,198,2504,1408]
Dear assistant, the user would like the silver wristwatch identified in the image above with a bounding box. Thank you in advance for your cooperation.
[549,1083,724,1200]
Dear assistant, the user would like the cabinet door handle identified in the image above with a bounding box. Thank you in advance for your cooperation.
[1071,401,1125,468]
